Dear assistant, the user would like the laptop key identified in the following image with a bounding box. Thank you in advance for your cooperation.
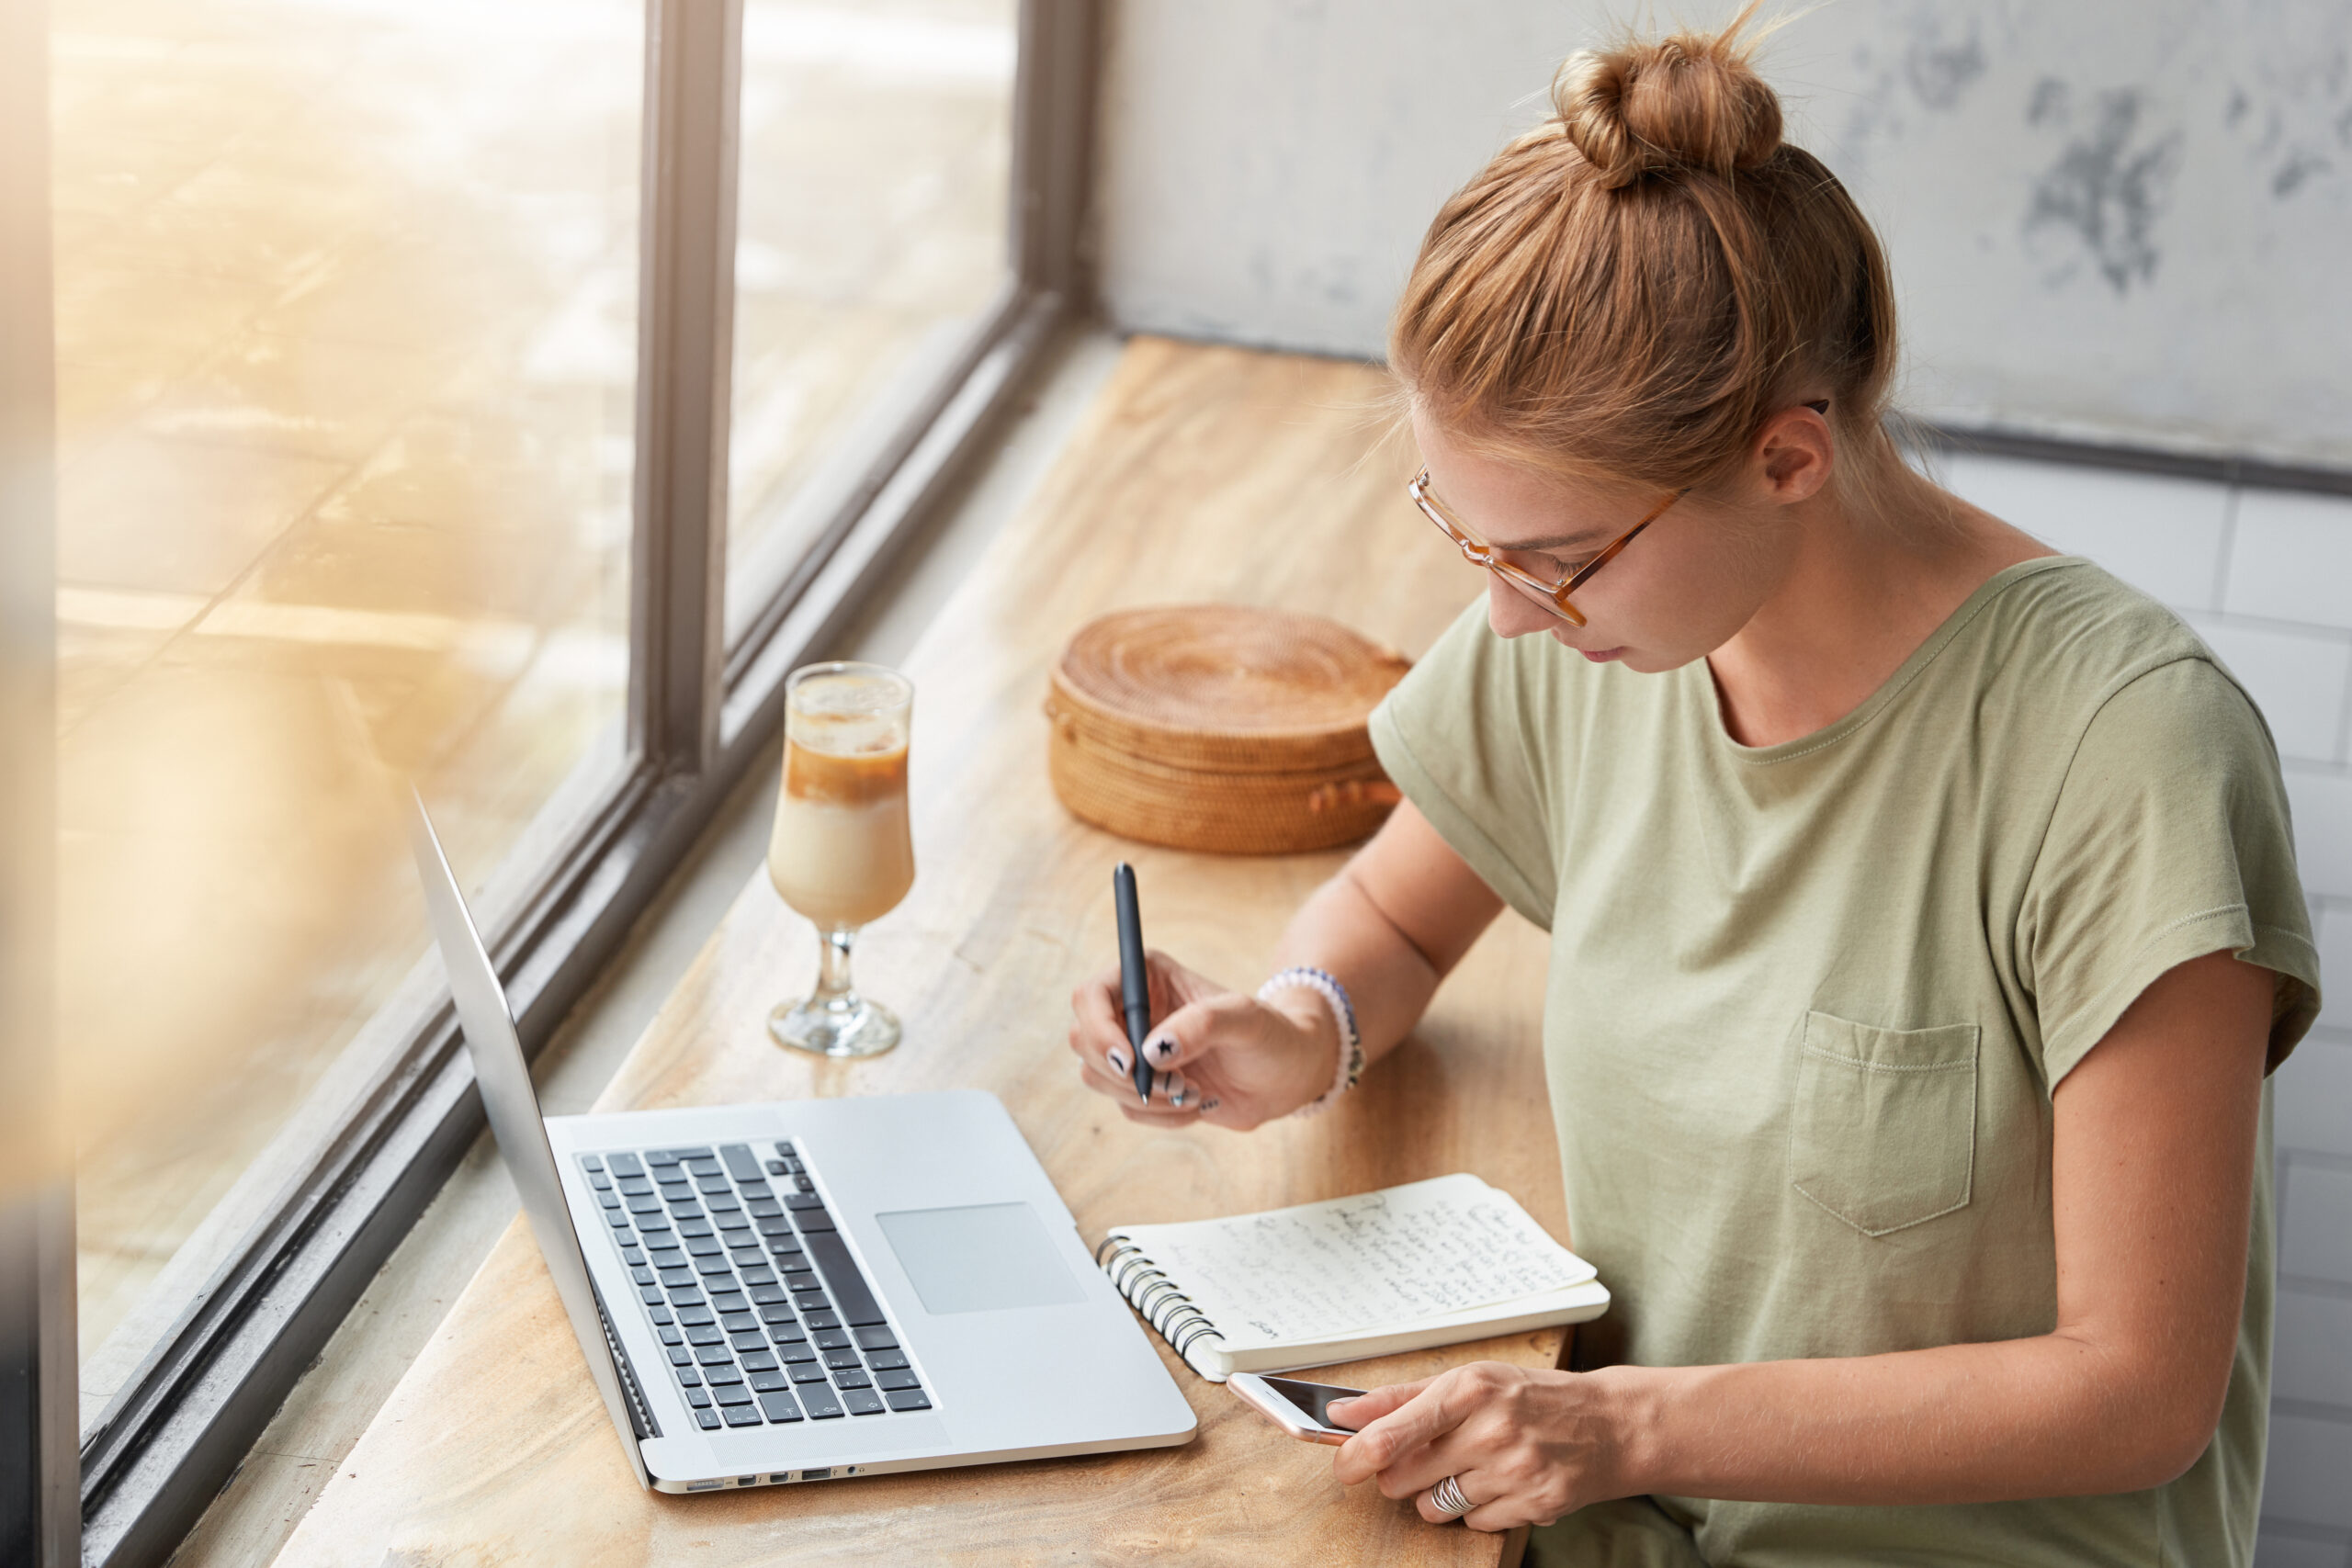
[666,1285,705,1306]
[695,1407,722,1430]
[750,1369,791,1393]
[738,1265,776,1286]
[843,1389,887,1416]
[667,1146,713,1162]
[685,1235,725,1258]
[746,1199,785,1220]
[806,1312,843,1333]
[608,1153,643,1178]
[813,1329,851,1352]
[876,1369,922,1392]
[707,1191,742,1213]
[687,1325,725,1346]
[831,1368,873,1390]
[719,1144,762,1181]
[712,1379,755,1405]
[756,1215,796,1238]
[822,1348,861,1371]
[675,1216,711,1236]
[722,1404,763,1428]
[638,1285,665,1305]
[788,1362,829,1384]
[582,1155,605,1171]
[695,1256,733,1277]
[774,1141,796,1157]
[853,1326,897,1351]
[805,1233,888,1327]
[674,1303,713,1325]
[789,1205,834,1235]
[798,1382,845,1420]
[631,1268,656,1286]
[769,1322,808,1346]
[719,1309,758,1330]
[636,1212,672,1234]
[765,1159,787,1176]
[667,1347,693,1366]
[757,1390,804,1423]
[684,1386,711,1407]
[695,1345,735,1366]
[729,1333,767,1354]
[705,1362,744,1386]
[739,1350,778,1373]
[645,1149,681,1168]
[865,1349,908,1371]
[660,1268,698,1289]
[749,1283,788,1305]
[886,1388,932,1413]
[779,1342,818,1363]
[605,1212,631,1230]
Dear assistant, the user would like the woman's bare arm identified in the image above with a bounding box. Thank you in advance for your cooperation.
[1263,800,1506,1067]
[1066,800,1504,1127]
[1333,948,2275,1522]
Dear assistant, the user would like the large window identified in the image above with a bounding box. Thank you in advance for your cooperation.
[724,0,1017,643]
[53,0,643,1422]
[21,2,1087,1562]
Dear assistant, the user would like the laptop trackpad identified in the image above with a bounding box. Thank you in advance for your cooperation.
[876,1202,1087,1314]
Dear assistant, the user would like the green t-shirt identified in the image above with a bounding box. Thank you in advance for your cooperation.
[1368,558,2322,1567]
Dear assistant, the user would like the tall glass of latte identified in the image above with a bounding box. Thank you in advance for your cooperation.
[766,661,915,1057]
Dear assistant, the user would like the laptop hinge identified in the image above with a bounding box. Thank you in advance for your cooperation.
[590,1278,661,1440]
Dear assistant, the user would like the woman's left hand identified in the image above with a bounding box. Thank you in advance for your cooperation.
[1327,1363,1628,1531]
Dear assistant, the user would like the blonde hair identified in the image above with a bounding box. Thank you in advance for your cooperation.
[1391,6,1909,506]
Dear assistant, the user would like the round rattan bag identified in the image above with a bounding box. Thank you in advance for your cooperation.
[1044,604,1410,854]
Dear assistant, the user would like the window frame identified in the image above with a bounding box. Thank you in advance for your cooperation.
[56,1,1097,1562]
[4,5,75,1562]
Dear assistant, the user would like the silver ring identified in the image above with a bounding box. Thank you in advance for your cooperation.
[1429,1473,1473,1518]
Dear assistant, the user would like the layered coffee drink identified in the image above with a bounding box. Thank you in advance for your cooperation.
[768,740,914,928]
[766,663,914,1057]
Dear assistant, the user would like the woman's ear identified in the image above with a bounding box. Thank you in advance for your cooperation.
[1752,404,1835,503]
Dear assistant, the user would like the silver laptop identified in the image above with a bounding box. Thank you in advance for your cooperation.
[407,792,1197,1493]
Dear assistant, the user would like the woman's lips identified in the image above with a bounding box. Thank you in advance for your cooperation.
[1579,646,1625,663]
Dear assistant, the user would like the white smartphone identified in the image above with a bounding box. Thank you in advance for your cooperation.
[1229,1373,1367,1446]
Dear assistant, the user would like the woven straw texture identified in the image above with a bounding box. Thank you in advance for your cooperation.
[1045,604,1409,854]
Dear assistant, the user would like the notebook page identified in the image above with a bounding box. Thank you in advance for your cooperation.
[1119,1175,1593,1351]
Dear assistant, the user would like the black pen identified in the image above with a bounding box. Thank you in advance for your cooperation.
[1113,863,1154,1104]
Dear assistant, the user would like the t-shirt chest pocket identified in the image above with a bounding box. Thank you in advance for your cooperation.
[1788,1010,1981,1236]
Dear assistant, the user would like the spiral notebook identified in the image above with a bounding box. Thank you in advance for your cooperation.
[1093,1174,1610,1382]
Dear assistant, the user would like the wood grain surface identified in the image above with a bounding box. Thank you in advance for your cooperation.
[272,338,1567,1568]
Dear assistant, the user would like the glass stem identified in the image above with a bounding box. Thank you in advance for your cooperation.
[814,925,858,1008]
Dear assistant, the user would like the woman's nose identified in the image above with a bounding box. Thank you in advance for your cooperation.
[1485,572,1559,640]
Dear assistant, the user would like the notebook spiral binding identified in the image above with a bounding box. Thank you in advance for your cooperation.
[1095,1234,1225,1371]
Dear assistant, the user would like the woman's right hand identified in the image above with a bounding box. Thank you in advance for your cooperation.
[1066,949,1339,1131]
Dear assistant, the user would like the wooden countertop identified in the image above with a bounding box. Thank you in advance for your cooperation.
[271,337,1566,1567]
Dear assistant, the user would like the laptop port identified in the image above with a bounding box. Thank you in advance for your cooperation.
[800,1467,831,1481]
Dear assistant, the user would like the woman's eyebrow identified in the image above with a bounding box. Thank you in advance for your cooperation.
[1499,525,1611,552]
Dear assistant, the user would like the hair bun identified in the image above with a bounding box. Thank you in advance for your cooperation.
[1553,14,1783,188]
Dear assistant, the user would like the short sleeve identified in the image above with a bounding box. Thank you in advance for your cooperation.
[2018,656,2322,1085]
[1367,599,1560,929]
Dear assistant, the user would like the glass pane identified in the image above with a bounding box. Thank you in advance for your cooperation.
[723,0,1017,645]
[51,0,641,1417]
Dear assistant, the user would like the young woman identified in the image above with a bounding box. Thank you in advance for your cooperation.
[1065,11,2321,1565]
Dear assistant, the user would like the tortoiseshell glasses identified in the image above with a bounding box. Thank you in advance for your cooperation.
[1408,468,1686,629]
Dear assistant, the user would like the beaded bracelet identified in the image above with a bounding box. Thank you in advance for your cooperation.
[1256,965,1363,1119]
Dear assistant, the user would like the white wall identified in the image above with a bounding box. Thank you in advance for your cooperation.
[1094,0,2352,471]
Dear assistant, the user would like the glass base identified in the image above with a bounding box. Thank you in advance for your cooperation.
[768,994,900,1058]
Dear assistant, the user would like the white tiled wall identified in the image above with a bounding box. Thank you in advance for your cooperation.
[1939,453,2352,1567]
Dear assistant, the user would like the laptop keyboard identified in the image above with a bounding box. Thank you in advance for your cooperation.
[580,1140,931,1431]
